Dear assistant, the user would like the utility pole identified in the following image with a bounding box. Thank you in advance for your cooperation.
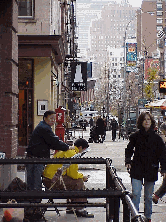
[107,68,110,118]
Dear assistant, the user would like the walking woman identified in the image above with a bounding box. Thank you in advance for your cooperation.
[125,112,166,222]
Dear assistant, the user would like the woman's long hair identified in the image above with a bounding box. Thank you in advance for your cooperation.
[137,112,155,130]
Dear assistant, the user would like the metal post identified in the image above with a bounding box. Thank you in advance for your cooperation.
[106,159,120,222]
[106,161,114,222]
[123,200,130,222]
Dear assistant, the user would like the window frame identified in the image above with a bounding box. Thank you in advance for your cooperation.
[157,11,163,16]
[157,18,163,24]
[156,25,163,31]
[18,0,34,19]
[156,3,162,9]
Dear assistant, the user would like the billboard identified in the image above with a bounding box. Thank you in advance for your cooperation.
[70,62,87,91]
[159,81,166,93]
[144,58,160,80]
[126,42,137,67]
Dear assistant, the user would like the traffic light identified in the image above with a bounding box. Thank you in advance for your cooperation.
[159,80,166,93]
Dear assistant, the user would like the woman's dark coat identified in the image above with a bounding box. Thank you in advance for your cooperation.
[125,128,166,182]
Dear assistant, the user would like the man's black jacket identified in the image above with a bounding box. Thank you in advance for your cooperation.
[27,121,69,158]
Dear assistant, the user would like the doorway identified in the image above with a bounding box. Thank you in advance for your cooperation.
[18,59,33,149]
[18,89,33,146]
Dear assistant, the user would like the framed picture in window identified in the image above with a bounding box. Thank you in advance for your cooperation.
[37,100,48,116]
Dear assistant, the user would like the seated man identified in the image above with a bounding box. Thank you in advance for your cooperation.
[42,138,94,218]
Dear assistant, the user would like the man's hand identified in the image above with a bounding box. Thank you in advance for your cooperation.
[83,175,90,182]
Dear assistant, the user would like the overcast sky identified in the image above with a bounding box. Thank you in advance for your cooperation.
[128,0,142,8]
[116,0,142,8]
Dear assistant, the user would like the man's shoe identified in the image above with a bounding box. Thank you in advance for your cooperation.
[152,194,159,204]
[75,210,94,218]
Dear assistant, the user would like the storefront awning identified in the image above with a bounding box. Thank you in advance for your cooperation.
[18,35,65,64]
[145,99,166,110]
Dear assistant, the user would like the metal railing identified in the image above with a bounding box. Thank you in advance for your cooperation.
[0,157,146,222]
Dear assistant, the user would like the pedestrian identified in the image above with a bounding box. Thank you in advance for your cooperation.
[111,118,118,141]
[96,116,106,142]
[42,138,94,218]
[153,122,166,204]
[89,117,94,128]
[125,112,166,222]
[26,110,69,192]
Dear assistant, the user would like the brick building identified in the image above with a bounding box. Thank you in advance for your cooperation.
[137,0,166,57]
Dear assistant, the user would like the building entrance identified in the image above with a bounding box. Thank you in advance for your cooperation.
[18,59,33,149]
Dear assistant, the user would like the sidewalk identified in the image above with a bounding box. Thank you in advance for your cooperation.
[0,128,166,221]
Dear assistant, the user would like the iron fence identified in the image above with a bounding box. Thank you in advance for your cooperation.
[0,157,146,222]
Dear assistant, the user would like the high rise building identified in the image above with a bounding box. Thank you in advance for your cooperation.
[88,1,138,78]
[76,0,113,59]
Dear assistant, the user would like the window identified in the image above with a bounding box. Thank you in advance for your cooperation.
[156,3,162,9]
[18,0,33,18]
[157,25,163,31]
[157,11,163,16]
[157,18,163,23]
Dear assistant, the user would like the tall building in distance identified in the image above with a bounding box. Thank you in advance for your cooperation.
[76,0,112,59]
[87,1,138,78]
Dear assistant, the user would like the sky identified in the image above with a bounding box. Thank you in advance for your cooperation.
[128,0,142,8]
[116,0,143,8]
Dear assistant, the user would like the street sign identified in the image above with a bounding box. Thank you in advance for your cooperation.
[0,152,5,159]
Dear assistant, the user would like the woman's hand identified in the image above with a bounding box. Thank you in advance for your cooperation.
[126,164,131,173]
[125,164,131,169]
[161,172,166,178]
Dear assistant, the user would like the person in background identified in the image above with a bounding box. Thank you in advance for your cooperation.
[111,118,118,141]
[42,138,94,218]
[152,122,166,204]
[125,112,166,222]
[89,117,94,128]
[96,116,106,142]
[26,110,69,192]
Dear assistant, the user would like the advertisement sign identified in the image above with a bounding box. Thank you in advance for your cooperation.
[144,58,160,80]
[126,43,137,67]
[70,62,87,91]
[159,80,166,93]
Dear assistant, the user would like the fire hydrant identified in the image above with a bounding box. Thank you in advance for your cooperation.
[55,106,65,142]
